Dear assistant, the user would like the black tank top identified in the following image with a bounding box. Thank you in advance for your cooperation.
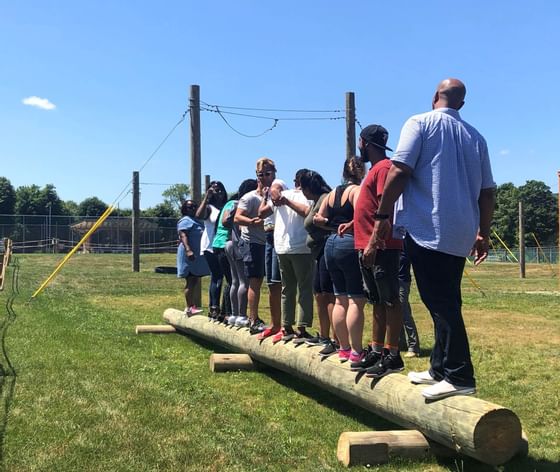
[328,184,354,226]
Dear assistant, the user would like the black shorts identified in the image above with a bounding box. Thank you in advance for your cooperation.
[359,249,400,305]
[243,242,265,279]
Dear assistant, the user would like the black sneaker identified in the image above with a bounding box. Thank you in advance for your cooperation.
[318,340,339,358]
[350,346,382,372]
[365,351,404,378]
[304,334,327,346]
[249,318,266,335]
[292,330,313,346]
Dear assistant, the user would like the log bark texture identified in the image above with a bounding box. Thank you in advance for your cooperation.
[164,308,522,466]
[209,353,255,372]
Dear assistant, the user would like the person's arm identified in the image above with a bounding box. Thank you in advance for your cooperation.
[282,195,310,217]
[366,162,412,254]
[471,187,496,265]
[313,190,334,229]
[234,206,263,228]
[179,230,195,260]
[195,187,213,219]
[258,188,274,219]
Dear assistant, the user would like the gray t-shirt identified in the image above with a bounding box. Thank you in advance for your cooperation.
[237,190,266,245]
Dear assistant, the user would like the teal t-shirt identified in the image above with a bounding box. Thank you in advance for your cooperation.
[212,199,236,249]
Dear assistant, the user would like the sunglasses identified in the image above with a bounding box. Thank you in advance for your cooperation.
[256,171,274,178]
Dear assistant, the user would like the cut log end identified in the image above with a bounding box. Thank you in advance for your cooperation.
[209,353,255,372]
[135,325,176,334]
[472,408,523,465]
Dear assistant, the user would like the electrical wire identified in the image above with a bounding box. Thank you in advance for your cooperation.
[200,100,343,114]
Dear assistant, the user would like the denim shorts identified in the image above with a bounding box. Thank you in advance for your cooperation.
[243,242,265,279]
[359,248,400,305]
[313,249,333,294]
[265,232,281,285]
[324,234,364,298]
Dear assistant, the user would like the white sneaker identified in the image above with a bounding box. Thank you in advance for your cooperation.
[422,380,476,400]
[408,370,438,385]
[227,316,238,326]
[235,316,250,327]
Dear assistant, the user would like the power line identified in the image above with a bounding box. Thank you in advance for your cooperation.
[200,100,343,114]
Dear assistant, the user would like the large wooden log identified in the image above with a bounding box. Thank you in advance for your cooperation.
[164,308,522,466]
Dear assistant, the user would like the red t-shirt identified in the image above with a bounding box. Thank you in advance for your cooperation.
[354,159,403,251]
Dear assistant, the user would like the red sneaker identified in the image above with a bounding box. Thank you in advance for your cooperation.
[257,327,280,341]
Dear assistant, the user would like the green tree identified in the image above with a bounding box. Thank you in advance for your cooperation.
[493,183,519,247]
[62,200,79,216]
[14,184,64,215]
[518,180,558,246]
[0,177,16,214]
[162,184,191,212]
[143,201,177,218]
[78,197,108,217]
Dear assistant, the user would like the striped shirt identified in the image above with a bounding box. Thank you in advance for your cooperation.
[392,108,495,257]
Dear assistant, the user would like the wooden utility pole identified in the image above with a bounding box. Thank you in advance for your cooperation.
[190,85,202,202]
[519,200,525,278]
[345,92,356,160]
[205,174,211,192]
[189,85,202,307]
[132,171,140,272]
[557,171,560,286]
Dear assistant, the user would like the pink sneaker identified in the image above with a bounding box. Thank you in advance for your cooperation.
[338,348,352,362]
[349,350,365,363]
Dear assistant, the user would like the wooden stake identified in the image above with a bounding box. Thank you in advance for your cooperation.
[209,353,255,372]
[132,171,140,272]
[189,85,202,307]
[135,325,176,334]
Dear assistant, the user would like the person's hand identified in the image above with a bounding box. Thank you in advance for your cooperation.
[362,244,377,268]
[471,233,489,266]
[337,222,352,236]
[313,214,328,226]
[272,196,287,206]
[373,219,391,244]
[250,217,263,227]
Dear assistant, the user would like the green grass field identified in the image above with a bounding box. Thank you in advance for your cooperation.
[0,254,558,471]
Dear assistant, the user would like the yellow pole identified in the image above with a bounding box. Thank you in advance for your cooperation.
[464,268,486,297]
[492,229,519,262]
[32,206,114,298]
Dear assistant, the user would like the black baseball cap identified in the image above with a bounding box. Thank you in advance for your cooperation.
[360,124,393,152]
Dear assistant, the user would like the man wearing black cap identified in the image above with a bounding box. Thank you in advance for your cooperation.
[350,125,405,379]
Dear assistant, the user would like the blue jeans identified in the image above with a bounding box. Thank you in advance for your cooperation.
[324,234,364,298]
[406,235,474,387]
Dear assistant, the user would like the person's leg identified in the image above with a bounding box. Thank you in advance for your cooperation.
[292,253,314,331]
[347,296,366,353]
[266,235,282,328]
[216,248,232,317]
[332,295,350,349]
[406,235,473,387]
[204,250,223,311]
[399,279,420,354]
[278,254,296,328]
[185,275,199,308]
[224,242,239,317]
[244,243,265,323]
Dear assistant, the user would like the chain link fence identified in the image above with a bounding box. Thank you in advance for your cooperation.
[0,214,178,253]
[1,214,558,262]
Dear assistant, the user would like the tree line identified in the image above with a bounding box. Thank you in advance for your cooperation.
[0,176,557,246]
[0,177,190,219]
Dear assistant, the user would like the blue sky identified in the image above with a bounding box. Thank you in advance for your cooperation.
[1,1,559,210]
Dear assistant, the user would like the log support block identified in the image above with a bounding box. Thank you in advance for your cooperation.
[209,353,255,373]
[337,430,443,466]
[135,324,177,334]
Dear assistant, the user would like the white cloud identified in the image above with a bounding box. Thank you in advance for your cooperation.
[499,149,510,156]
[22,96,56,110]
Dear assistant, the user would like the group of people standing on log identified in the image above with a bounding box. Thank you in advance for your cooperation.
[177,78,496,401]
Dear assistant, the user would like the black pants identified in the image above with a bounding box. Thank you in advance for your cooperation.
[406,235,475,387]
